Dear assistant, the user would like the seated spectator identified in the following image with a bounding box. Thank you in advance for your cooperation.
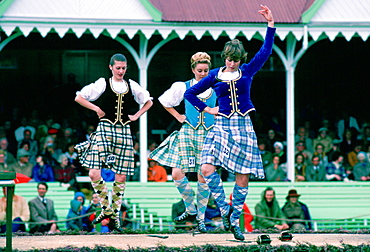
[340,128,356,155]
[205,196,222,231]
[264,155,287,181]
[366,143,370,164]
[281,189,312,231]
[229,193,253,232]
[295,140,312,166]
[254,187,289,230]
[325,151,349,181]
[28,182,60,233]
[295,126,314,153]
[87,193,110,233]
[66,199,84,231]
[305,155,327,181]
[352,152,370,181]
[66,192,92,231]
[0,150,9,172]
[0,187,30,233]
[258,140,272,168]
[0,138,16,165]
[294,153,306,182]
[347,142,362,168]
[32,154,55,182]
[8,149,33,178]
[273,141,286,164]
[17,129,38,166]
[172,199,196,230]
[119,201,132,230]
[313,127,333,155]
[53,154,78,190]
[313,143,329,167]
[147,158,167,182]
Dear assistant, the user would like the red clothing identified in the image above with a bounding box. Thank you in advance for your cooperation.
[147,165,167,182]
[229,194,254,232]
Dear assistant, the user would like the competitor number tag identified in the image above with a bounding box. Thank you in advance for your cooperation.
[106,155,116,164]
[223,146,230,158]
[188,157,196,167]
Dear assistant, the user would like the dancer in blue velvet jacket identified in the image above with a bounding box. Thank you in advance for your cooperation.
[184,5,275,241]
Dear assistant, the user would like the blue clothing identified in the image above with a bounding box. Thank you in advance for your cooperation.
[66,192,91,231]
[184,27,276,118]
[326,162,347,180]
[32,164,55,182]
[184,79,216,130]
[66,199,83,230]
[101,168,115,182]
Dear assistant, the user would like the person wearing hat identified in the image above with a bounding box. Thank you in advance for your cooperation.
[282,189,312,230]
[74,53,153,232]
[147,158,167,182]
[254,187,289,230]
[273,141,287,164]
[313,127,333,156]
[8,148,33,178]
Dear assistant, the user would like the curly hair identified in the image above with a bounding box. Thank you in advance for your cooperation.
[190,52,211,69]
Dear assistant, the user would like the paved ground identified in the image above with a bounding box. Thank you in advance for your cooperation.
[1,233,370,250]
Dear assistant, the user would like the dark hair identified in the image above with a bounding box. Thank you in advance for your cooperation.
[221,39,248,63]
[295,153,305,163]
[331,151,343,161]
[36,154,48,165]
[37,182,48,190]
[109,53,127,66]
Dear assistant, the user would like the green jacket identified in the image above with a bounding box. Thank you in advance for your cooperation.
[254,188,287,229]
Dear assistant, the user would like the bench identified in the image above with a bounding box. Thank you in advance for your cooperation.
[15,182,75,231]
[123,181,370,231]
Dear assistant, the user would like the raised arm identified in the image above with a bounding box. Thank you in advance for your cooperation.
[258,5,274,28]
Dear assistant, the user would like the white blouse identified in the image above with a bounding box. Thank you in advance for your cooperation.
[217,68,239,81]
[159,79,212,108]
[76,77,152,105]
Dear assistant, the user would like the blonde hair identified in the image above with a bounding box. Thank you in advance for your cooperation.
[221,39,248,63]
[190,52,211,69]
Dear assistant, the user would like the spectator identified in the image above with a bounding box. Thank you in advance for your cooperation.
[0,138,16,165]
[66,199,84,231]
[313,143,329,166]
[53,154,77,190]
[347,142,362,168]
[361,126,370,150]
[340,128,356,155]
[265,129,281,153]
[8,149,33,178]
[87,193,110,233]
[294,153,306,181]
[17,129,38,166]
[205,196,222,231]
[281,189,312,230]
[228,193,253,232]
[172,199,196,230]
[147,158,167,182]
[295,140,312,166]
[28,182,60,233]
[295,126,314,153]
[119,201,132,230]
[0,150,8,172]
[336,111,360,141]
[66,192,92,231]
[264,155,287,181]
[352,152,370,181]
[254,187,289,230]
[327,139,341,162]
[0,187,30,233]
[14,117,36,142]
[313,127,333,155]
[258,140,272,168]
[58,128,77,153]
[366,143,370,164]
[305,155,327,181]
[127,141,140,181]
[273,141,286,164]
[325,151,349,181]
[147,141,157,158]
[32,154,55,182]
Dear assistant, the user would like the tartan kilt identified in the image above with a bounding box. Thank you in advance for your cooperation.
[75,121,135,175]
[150,123,209,173]
[201,114,265,179]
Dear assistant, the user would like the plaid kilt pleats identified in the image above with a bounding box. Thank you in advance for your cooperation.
[75,121,135,175]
